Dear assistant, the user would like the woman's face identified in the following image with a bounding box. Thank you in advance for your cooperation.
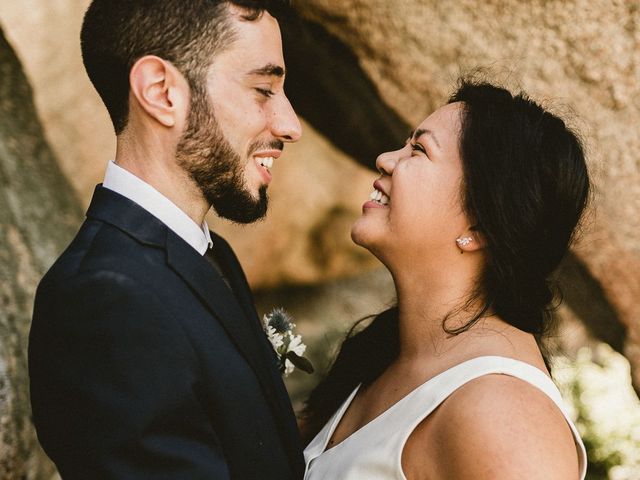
[351,102,471,264]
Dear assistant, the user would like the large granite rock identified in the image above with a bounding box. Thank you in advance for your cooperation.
[0,0,113,198]
[291,0,640,388]
[0,25,79,480]
[0,0,639,477]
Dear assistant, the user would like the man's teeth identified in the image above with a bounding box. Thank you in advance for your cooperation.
[258,157,274,168]
[369,189,389,205]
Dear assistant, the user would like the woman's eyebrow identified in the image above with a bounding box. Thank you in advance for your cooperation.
[410,128,441,149]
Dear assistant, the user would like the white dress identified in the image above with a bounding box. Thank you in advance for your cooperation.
[304,356,587,480]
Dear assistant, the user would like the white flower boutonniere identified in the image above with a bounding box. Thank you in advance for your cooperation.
[262,308,314,377]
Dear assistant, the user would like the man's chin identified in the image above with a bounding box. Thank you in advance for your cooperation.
[222,210,268,225]
[210,190,268,224]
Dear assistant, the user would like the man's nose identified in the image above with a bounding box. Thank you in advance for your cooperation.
[270,94,302,143]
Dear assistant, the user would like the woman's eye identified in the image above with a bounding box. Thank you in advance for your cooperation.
[255,88,275,98]
[410,143,426,154]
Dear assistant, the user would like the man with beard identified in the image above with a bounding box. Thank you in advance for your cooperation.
[28,1,303,479]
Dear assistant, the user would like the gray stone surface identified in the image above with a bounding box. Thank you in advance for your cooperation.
[293,0,640,389]
[0,26,80,480]
[0,1,638,475]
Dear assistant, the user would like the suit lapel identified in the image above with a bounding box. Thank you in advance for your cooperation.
[210,234,305,475]
[209,234,289,390]
[166,233,304,472]
[209,235,262,332]
[165,232,275,390]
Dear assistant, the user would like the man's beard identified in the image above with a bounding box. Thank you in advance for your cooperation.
[176,85,277,224]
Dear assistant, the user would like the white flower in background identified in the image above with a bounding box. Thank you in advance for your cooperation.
[553,344,640,479]
[262,308,313,377]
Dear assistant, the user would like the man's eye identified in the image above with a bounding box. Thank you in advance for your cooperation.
[255,88,274,98]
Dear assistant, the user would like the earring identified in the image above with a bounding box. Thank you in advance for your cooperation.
[456,236,473,247]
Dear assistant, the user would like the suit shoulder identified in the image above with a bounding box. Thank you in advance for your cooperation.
[31,260,193,359]
[40,219,165,293]
[37,219,101,291]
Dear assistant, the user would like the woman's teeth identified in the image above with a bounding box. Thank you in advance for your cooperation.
[369,188,389,205]
[258,157,274,169]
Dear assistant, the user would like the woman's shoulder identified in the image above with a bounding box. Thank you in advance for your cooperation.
[405,372,580,480]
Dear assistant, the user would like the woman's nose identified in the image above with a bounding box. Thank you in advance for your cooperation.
[375,149,399,176]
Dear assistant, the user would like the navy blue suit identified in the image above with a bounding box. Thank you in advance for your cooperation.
[29,186,304,479]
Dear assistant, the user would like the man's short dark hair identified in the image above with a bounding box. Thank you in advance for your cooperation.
[81,0,290,134]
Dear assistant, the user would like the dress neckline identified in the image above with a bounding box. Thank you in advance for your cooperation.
[319,355,551,455]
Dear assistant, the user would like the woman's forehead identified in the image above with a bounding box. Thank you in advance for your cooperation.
[415,102,463,149]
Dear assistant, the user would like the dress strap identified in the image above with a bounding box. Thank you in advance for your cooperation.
[399,356,587,479]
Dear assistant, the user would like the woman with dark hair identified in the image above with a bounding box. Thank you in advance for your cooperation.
[302,80,589,479]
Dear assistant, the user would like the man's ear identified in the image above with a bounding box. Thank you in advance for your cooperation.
[129,55,189,128]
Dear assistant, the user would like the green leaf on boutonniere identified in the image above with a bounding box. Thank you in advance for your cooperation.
[285,351,314,374]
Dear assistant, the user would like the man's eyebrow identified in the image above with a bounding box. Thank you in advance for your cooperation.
[247,63,285,77]
[409,128,441,149]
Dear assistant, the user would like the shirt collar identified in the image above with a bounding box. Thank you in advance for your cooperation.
[103,160,213,255]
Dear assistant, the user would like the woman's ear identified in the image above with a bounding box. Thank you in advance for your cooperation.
[455,225,486,253]
[128,55,189,128]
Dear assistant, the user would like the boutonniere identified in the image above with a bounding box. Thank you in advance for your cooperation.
[262,308,314,377]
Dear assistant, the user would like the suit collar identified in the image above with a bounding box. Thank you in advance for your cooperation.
[103,162,213,254]
[86,185,167,248]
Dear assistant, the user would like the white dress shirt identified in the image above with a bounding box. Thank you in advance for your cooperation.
[103,160,213,255]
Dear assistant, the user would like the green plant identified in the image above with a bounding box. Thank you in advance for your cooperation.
[553,345,640,480]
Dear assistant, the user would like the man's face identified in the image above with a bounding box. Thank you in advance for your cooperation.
[176,7,301,224]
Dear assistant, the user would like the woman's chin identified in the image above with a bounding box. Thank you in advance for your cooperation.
[350,220,378,250]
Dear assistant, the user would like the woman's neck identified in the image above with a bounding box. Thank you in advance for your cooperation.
[389,265,544,374]
[389,253,486,363]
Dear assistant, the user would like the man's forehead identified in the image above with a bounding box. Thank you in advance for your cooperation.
[222,11,283,53]
[202,5,285,80]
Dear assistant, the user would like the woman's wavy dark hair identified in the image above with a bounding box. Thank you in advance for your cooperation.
[300,78,591,443]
